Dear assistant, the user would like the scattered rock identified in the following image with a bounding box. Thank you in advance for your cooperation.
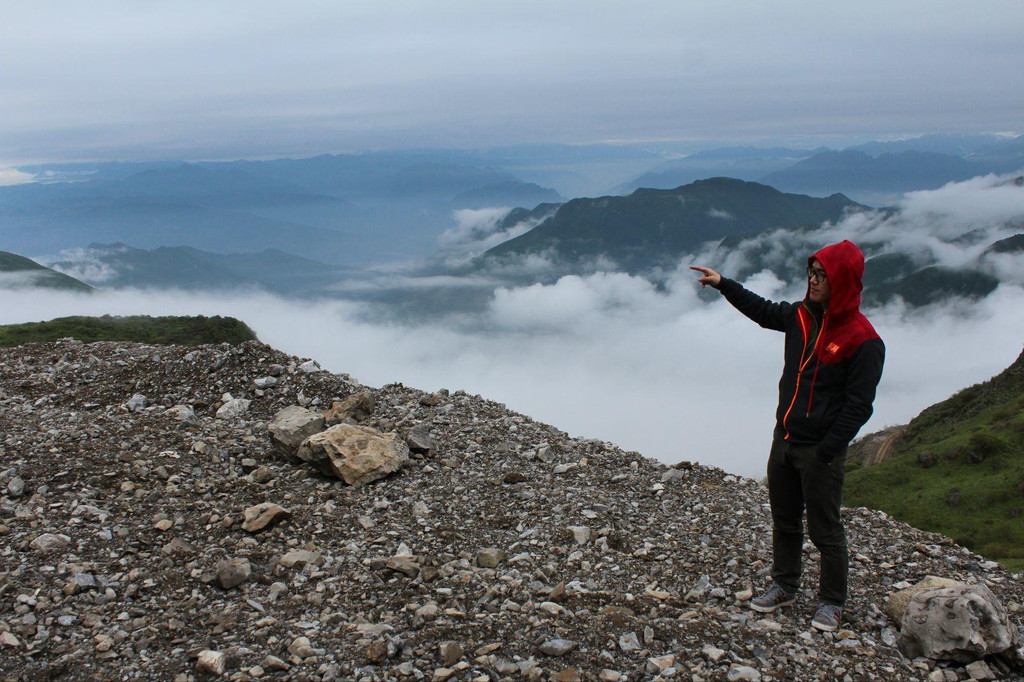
[215,558,252,590]
[476,548,505,568]
[241,503,291,533]
[195,650,227,676]
[30,533,71,553]
[323,391,375,424]
[215,397,251,420]
[279,549,324,570]
[165,404,195,421]
[539,639,577,657]
[727,665,762,681]
[406,423,434,453]
[438,641,463,666]
[268,405,326,457]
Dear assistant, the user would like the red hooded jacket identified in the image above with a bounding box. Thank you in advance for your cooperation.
[717,240,885,462]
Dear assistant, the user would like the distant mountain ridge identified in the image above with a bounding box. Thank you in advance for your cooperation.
[482,178,865,273]
[47,243,357,296]
[761,150,987,198]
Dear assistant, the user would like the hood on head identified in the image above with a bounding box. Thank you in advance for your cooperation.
[808,240,865,319]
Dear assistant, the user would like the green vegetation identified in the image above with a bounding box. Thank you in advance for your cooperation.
[0,315,257,347]
[846,349,1024,572]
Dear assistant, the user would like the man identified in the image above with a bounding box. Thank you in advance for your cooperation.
[690,240,884,632]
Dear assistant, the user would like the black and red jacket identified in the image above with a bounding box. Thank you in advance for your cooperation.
[717,240,885,462]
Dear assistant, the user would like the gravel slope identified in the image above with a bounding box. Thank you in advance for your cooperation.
[1,339,1021,681]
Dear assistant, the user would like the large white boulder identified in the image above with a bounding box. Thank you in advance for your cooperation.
[898,582,1019,662]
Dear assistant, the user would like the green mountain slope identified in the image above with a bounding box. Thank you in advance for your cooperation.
[0,315,257,347]
[845,347,1024,571]
[0,251,95,292]
[482,178,865,273]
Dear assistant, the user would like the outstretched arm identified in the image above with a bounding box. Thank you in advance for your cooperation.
[690,265,790,332]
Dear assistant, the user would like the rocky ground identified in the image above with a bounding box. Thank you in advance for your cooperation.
[1,339,1022,681]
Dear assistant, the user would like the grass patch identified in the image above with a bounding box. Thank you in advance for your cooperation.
[846,348,1024,572]
[0,315,257,347]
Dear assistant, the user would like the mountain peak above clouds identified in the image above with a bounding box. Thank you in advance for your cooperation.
[0,250,94,293]
[481,178,864,273]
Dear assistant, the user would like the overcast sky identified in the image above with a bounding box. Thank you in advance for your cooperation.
[3,1,1023,165]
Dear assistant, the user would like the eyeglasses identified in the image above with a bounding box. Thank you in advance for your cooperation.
[807,267,827,283]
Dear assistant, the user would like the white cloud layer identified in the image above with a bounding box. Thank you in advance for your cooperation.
[2,280,1020,479]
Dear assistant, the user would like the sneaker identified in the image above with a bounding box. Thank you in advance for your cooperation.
[749,584,797,613]
[811,603,843,632]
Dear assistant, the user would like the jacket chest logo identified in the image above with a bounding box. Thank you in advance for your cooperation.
[825,342,841,357]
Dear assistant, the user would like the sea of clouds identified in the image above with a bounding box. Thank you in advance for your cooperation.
[5,175,1023,478]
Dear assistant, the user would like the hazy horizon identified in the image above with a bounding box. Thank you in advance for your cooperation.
[3,1,1023,167]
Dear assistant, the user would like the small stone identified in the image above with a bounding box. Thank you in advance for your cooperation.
[702,644,726,662]
[7,476,25,498]
[125,393,148,411]
[267,582,289,602]
[407,423,434,452]
[196,650,227,676]
[599,671,623,682]
[568,526,591,545]
[323,391,375,424]
[549,669,581,682]
[252,466,275,483]
[386,556,420,578]
[364,640,388,664]
[30,533,71,553]
[539,639,577,657]
[165,404,195,421]
[94,634,114,652]
[279,550,324,569]
[618,632,641,653]
[215,558,252,590]
[646,654,676,674]
[0,631,21,648]
[727,666,762,682]
[439,641,463,666]
[476,548,505,568]
[287,636,317,659]
[154,519,173,531]
[241,503,291,533]
[216,398,251,419]
[261,655,289,671]
[964,660,995,681]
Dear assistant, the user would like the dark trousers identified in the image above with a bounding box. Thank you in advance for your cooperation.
[767,437,848,606]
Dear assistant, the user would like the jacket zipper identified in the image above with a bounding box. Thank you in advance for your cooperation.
[782,305,824,439]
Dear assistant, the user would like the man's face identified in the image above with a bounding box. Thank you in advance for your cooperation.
[808,259,831,306]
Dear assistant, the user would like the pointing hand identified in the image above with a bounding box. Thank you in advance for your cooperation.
[689,265,722,289]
